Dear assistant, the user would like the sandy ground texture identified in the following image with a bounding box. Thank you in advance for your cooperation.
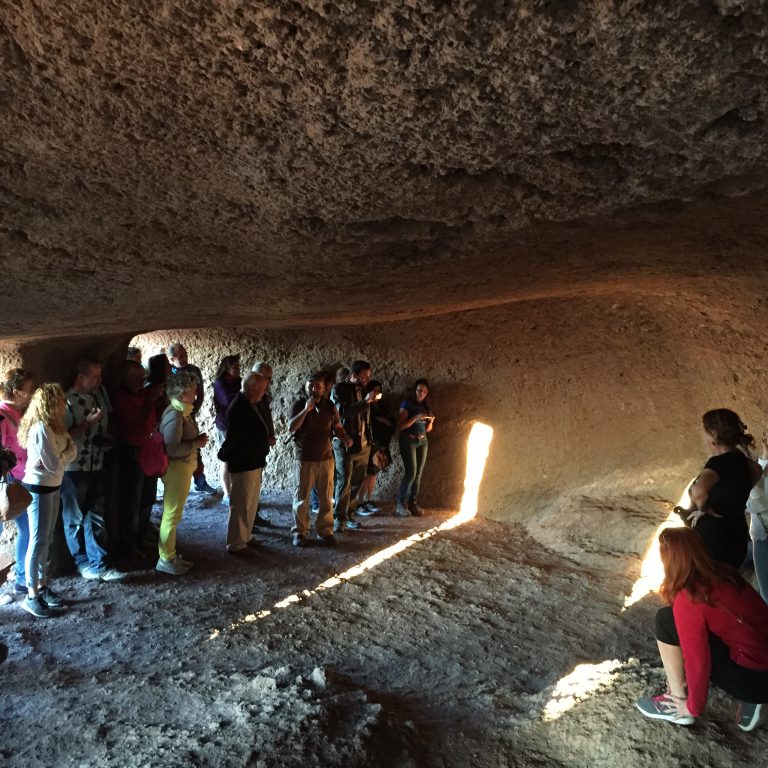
[1,492,766,768]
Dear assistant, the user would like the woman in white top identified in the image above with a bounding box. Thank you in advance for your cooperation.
[746,429,768,603]
[17,383,77,618]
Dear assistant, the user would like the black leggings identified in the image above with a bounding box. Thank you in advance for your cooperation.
[656,606,768,704]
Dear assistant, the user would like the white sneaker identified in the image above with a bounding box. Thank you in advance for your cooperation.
[395,502,411,518]
[98,567,127,582]
[78,566,101,580]
[156,557,189,576]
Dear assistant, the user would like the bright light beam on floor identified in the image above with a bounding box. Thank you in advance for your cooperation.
[541,660,624,721]
[209,422,494,639]
[622,478,692,609]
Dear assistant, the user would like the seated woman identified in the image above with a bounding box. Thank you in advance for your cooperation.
[396,379,435,517]
[212,354,241,502]
[685,409,761,568]
[636,527,768,730]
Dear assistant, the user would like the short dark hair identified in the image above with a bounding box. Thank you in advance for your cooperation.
[350,360,371,376]
[126,346,141,361]
[2,368,33,400]
[74,356,101,378]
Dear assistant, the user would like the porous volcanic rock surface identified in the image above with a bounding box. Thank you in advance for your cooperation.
[3,4,768,766]
[3,1,768,337]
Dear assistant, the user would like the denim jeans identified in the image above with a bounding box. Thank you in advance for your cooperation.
[24,487,61,590]
[333,441,370,521]
[14,508,29,585]
[61,470,109,571]
[398,436,429,503]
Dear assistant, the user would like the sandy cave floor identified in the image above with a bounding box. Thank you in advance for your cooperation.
[0,492,766,768]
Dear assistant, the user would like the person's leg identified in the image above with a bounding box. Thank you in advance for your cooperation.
[243,468,263,535]
[61,471,89,570]
[357,473,375,505]
[39,489,61,589]
[398,437,417,503]
[226,471,252,551]
[24,492,45,596]
[333,442,353,523]
[658,641,687,698]
[753,537,768,603]
[348,451,370,517]
[117,445,143,554]
[81,470,110,571]
[316,459,334,537]
[292,461,314,538]
[138,474,158,542]
[13,508,29,589]
[219,462,231,498]
[158,459,194,561]
[409,440,429,504]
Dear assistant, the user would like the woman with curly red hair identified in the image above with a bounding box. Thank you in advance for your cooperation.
[636,527,768,730]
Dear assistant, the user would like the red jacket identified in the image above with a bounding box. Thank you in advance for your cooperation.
[674,580,768,715]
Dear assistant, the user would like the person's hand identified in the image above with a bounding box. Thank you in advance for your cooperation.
[365,391,381,404]
[344,436,354,449]
[86,407,103,425]
[268,436,277,447]
[665,693,693,720]
[196,433,209,448]
[305,397,319,412]
[687,507,722,527]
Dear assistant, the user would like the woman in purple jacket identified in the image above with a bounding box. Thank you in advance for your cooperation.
[212,354,241,502]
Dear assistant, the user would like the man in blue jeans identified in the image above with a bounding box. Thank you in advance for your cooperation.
[331,360,380,532]
[62,357,125,581]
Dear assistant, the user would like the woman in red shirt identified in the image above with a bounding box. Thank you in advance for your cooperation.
[636,527,768,730]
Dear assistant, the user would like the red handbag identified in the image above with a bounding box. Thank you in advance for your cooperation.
[137,431,169,478]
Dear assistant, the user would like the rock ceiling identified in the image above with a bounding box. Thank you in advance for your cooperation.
[2,0,768,339]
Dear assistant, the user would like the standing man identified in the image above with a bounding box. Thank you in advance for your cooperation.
[250,361,277,528]
[289,372,351,547]
[169,342,217,495]
[221,373,270,554]
[62,357,125,581]
[331,359,380,532]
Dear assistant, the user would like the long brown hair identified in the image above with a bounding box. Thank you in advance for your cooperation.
[659,527,743,605]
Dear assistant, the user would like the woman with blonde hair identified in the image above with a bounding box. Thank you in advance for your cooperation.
[0,368,35,597]
[636,527,768,730]
[17,383,77,618]
[156,371,208,576]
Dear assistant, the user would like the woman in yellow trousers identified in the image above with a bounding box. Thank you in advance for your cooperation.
[157,371,208,576]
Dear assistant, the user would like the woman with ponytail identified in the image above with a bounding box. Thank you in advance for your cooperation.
[686,409,762,568]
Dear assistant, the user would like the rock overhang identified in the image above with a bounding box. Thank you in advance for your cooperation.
[2,0,768,339]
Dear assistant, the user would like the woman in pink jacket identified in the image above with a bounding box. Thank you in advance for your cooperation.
[0,368,35,597]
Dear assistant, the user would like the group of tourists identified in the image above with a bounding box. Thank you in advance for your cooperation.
[0,344,436,624]
[636,408,768,732]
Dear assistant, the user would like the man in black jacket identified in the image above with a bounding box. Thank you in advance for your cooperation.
[330,359,381,532]
[222,373,270,554]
